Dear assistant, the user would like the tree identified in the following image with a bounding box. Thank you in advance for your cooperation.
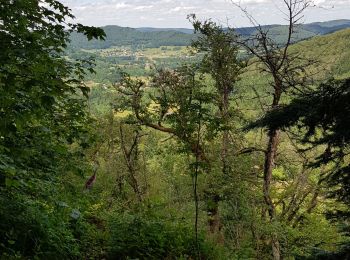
[190,14,244,175]
[189,15,245,238]
[115,66,219,257]
[116,16,245,241]
[232,1,315,258]
[119,123,146,202]
[0,0,105,257]
[250,77,350,258]
[250,78,350,206]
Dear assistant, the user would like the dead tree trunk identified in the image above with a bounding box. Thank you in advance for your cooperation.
[119,124,143,202]
[232,1,313,257]
[264,81,282,260]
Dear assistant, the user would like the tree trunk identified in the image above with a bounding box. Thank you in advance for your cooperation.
[272,234,281,260]
[264,80,282,260]
[208,205,220,234]
[206,85,230,239]
[221,88,230,175]
[119,125,143,202]
[207,193,224,243]
[264,128,281,260]
[263,128,280,219]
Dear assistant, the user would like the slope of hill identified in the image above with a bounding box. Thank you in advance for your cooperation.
[137,19,350,36]
[239,28,350,105]
[69,26,194,50]
[136,27,193,34]
[290,28,350,79]
[235,19,350,45]
[303,19,350,34]
[69,20,350,50]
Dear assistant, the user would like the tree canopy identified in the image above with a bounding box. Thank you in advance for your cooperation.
[0,0,105,258]
[1,1,350,259]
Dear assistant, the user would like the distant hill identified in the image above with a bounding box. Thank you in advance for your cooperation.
[69,26,194,50]
[237,28,350,115]
[289,28,350,79]
[303,19,350,34]
[69,20,350,50]
[240,28,350,95]
[135,27,193,34]
[235,19,350,45]
[236,19,350,36]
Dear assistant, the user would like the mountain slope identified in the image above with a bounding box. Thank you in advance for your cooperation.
[240,28,350,98]
[69,20,350,50]
[136,27,193,34]
[236,19,350,45]
[236,28,350,121]
[303,19,350,34]
[69,26,194,49]
[290,28,350,79]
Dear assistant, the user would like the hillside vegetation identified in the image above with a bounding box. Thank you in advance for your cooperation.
[69,25,195,49]
[69,19,350,50]
[81,26,350,259]
[292,28,350,79]
[239,28,350,98]
[2,1,350,259]
[80,28,350,94]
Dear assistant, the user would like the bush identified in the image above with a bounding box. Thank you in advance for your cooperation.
[108,210,226,259]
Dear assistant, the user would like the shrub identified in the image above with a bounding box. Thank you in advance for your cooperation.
[108,210,227,259]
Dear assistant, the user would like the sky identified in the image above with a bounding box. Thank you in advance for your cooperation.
[60,0,350,28]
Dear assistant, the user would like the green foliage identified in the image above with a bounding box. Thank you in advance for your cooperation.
[68,20,350,50]
[109,21,350,260]
[115,66,221,144]
[2,1,350,258]
[248,76,350,257]
[250,77,350,204]
[285,214,344,257]
[69,25,194,50]
[108,209,228,259]
[190,14,244,103]
[0,0,105,258]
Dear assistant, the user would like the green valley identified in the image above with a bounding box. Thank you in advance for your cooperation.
[2,1,350,259]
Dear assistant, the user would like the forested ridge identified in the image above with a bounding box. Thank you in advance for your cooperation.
[68,19,350,50]
[1,1,350,260]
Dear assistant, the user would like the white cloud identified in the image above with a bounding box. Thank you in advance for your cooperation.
[134,5,154,10]
[312,0,349,7]
[167,6,196,14]
[60,0,350,28]
[237,0,270,3]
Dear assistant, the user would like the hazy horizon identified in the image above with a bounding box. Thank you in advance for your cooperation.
[60,0,350,29]
[94,18,350,29]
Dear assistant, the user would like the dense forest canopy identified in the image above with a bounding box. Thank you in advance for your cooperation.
[1,0,350,259]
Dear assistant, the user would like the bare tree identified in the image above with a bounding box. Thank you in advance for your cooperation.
[231,1,315,259]
[119,124,145,202]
